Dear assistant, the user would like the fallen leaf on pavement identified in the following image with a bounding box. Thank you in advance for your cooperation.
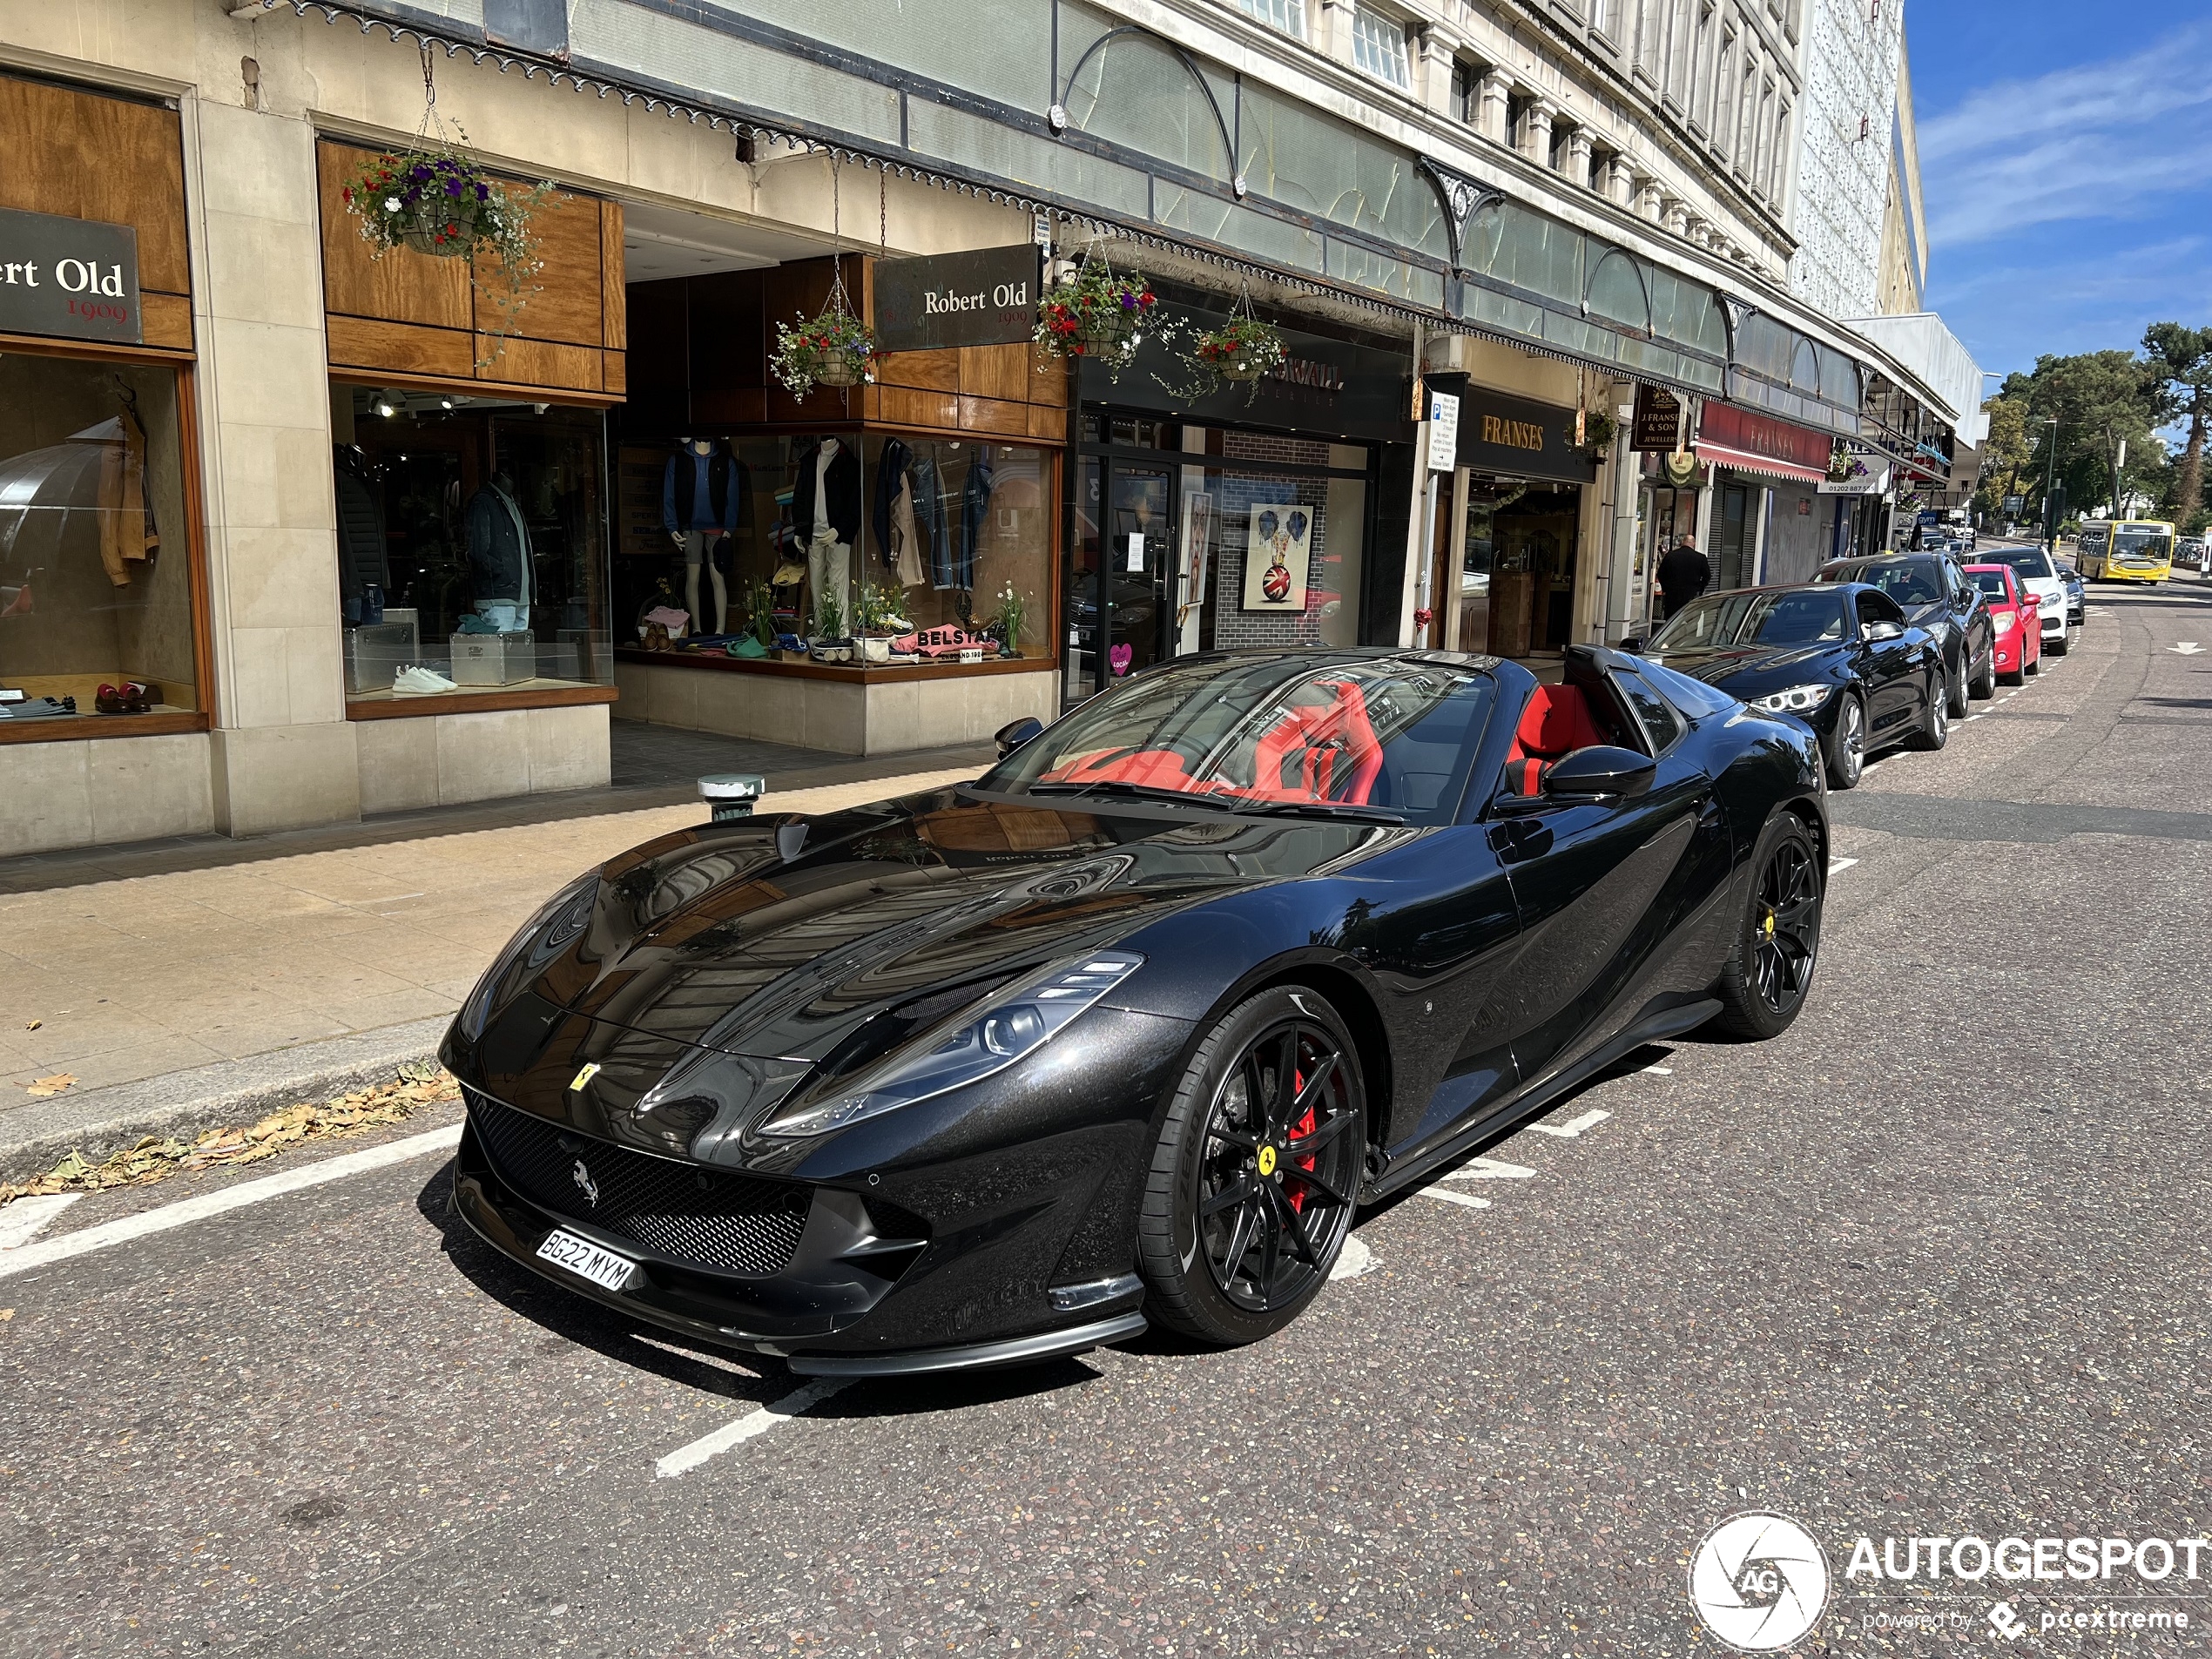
[0,1065,460,1205]
[23,1020,38,1031]
[26,1074,76,1097]
[0,1309,14,1322]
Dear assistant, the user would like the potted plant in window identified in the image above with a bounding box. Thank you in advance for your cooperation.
[340,138,550,361]
[989,582,1028,658]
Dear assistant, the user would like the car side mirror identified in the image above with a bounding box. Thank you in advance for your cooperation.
[1862,619,1905,642]
[1543,745,1659,801]
[995,716,1044,759]
[1616,635,1646,654]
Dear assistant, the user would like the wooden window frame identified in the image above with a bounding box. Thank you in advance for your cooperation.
[0,336,217,748]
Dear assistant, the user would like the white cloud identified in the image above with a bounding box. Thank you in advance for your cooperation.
[1919,21,2212,247]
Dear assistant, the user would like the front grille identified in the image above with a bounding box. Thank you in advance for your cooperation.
[467,1091,811,1277]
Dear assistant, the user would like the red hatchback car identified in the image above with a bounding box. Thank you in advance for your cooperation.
[1964,563,2042,684]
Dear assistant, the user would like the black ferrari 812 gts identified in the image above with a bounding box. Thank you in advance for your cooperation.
[443,644,1829,1373]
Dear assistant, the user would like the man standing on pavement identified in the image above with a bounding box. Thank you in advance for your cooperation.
[1657,530,1711,618]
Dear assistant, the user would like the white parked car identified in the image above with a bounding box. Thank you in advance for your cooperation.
[1980,545,2073,655]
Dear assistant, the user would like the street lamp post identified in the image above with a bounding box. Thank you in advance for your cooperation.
[2041,418,2060,554]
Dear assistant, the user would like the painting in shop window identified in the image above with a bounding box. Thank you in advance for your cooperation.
[1242,505,1312,611]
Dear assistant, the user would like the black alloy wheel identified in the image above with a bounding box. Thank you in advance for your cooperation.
[1825,694,1866,790]
[1710,812,1824,1040]
[1910,671,1950,750]
[1138,986,1366,1345]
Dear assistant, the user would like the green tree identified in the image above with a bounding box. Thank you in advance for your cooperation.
[1973,393,2033,522]
[2000,350,2166,521]
[2141,322,2212,530]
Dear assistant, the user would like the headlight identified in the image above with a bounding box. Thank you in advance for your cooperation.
[757,950,1145,1137]
[1751,684,1836,714]
[458,873,599,1039]
[1993,613,2017,634]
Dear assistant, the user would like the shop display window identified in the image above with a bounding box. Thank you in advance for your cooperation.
[332,387,611,705]
[0,352,197,728]
[612,434,1054,672]
[1066,427,1370,702]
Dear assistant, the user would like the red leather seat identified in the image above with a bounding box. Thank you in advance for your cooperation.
[1251,678,1384,804]
[1502,684,1609,794]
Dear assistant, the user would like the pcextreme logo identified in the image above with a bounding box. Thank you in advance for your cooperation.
[1689,1512,1832,1652]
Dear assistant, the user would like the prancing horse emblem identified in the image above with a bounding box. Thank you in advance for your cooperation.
[571,1159,599,1207]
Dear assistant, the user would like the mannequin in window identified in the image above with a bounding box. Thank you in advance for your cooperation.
[663,436,742,636]
[790,435,860,635]
[464,466,532,632]
[334,444,388,625]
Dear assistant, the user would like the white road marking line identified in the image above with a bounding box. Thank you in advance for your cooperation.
[1441,1156,1535,1181]
[1829,857,1860,873]
[1528,1108,1612,1139]
[1642,1064,1675,1076]
[0,1193,80,1250]
[655,1378,852,1478]
[1420,1185,1493,1210]
[1329,1233,1375,1281]
[0,1124,462,1280]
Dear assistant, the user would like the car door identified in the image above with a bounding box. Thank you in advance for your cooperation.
[1855,590,1919,735]
[1946,558,1989,675]
[1484,650,1720,1095]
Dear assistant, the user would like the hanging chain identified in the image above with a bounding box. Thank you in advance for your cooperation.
[879,161,887,256]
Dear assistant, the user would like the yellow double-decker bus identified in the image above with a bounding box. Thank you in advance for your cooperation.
[2076,519,2175,583]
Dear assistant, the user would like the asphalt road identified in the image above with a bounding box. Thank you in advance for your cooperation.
[4,570,2210,1657]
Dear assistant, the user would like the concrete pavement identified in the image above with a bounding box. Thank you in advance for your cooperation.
[3,582,2210,1655]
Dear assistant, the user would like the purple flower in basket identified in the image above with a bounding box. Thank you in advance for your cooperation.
[446,178,463,195]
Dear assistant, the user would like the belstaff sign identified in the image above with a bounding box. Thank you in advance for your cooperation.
[0,207,142,345]
[873,244,1042,353]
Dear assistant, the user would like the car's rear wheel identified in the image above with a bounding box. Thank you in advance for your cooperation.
[1824,694,1865,790]
[1709,812,1824,1040]
[1909,672,1949,750]
[1137,987,1366,1345]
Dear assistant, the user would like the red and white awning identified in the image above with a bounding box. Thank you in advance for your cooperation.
[1693,438,1828,486]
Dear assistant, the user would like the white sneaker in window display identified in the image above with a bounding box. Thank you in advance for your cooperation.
[392,664,458,694]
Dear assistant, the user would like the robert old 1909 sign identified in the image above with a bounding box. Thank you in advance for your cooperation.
[0,207,143,345]
[871,245,1041,354]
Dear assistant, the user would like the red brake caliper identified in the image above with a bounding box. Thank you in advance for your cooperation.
[1287,1067,1317,1215]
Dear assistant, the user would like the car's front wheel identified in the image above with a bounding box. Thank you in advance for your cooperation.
[1946,651,1972,718]
[1824,693,1866,789]
[1709,812,1824,1040]
[1137,986,1366,1345]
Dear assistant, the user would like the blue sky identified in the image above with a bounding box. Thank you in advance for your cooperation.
[1910,0,2212,382]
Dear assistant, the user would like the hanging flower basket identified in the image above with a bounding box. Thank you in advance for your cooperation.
[1195,315,1286,384]
[1035,257,1157,363]
[1578,408,1617,457]
[340,141,549,357]
[772,302,876,401]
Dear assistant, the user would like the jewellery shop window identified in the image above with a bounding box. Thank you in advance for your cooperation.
[613,435,1052,669]
[0,352,197,729]
[331,388,611,705]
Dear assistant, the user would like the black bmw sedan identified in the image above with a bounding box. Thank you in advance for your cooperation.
[1634,583,1946,789]
[444,645,1829,1374]
[1813,552,1996,715]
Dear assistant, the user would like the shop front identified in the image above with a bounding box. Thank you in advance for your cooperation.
[313,140,626,813]
[0,71,214,853]
[1431,381,1598,661]
[1064,298,1414,702]
[1691,401,1835,588]
[610,243,1063,753]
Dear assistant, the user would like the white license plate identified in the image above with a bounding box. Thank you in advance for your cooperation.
[535,1228,640,1291]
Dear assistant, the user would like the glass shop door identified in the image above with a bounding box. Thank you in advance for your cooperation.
[1066,455,1176,703]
